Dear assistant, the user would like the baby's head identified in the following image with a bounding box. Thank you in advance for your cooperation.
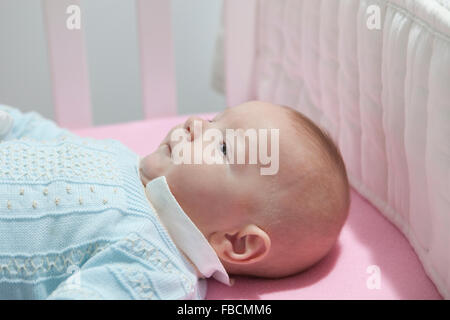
[140,101,350,278]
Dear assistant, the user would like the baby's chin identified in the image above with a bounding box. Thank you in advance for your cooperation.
[139,150,171,186]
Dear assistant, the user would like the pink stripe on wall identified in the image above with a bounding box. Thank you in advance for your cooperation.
[224,0,258,107]
[136,0,177,118]
[42,0,92,129]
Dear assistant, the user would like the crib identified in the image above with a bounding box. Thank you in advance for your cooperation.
[7,0,450,299]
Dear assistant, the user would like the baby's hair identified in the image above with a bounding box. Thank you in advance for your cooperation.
[247,105,351,278]
[281,105,350,212]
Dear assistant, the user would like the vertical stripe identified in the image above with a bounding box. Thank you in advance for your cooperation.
[42,0,92,128]
[136,0,177,118]
[224,0,258,107]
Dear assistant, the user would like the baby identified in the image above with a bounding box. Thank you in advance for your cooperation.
[140,100,350,278]
[0,100,349,299]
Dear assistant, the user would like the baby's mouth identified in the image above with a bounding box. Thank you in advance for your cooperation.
[161,141,171,157]
[157,138,171,155]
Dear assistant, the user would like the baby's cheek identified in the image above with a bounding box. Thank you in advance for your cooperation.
[165,171,202,221]
[166,165,216,205]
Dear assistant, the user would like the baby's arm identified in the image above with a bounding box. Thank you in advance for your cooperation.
[0,104,76,141]
[46,242,196,300]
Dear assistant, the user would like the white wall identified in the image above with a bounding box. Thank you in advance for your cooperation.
[0,0,225,126]
[171,0,226,115]
[0,0,54,120]
[81,0,144,125]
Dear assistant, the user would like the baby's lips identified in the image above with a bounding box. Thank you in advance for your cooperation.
[158,137,169,148]
[160,123,190,148]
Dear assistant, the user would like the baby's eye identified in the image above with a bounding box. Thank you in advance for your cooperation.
[220,142,227,156]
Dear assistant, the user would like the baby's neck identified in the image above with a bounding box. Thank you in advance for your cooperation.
[141,184,203,279]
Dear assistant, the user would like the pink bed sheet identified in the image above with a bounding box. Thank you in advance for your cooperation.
[72,114,441,300]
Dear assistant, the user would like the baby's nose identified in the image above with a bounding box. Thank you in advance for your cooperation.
[184,116,208,141]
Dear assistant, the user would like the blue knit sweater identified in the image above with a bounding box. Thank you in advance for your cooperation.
[0,105,203,299]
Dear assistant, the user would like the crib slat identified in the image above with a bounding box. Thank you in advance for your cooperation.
[42,0,92,129]
[136,0,177,118]
[224,0,258,107]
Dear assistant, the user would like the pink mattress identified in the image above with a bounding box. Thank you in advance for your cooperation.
[72,114,441,300]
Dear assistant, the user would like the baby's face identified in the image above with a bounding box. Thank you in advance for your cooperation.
[139,101,291,239]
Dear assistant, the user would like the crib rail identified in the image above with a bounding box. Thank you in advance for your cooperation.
[42,0,177,129]
[43,0,91,128]
[224,0,258,107]
[225,0,450,299]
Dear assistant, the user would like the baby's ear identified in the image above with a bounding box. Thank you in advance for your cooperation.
[209,224,271,265]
